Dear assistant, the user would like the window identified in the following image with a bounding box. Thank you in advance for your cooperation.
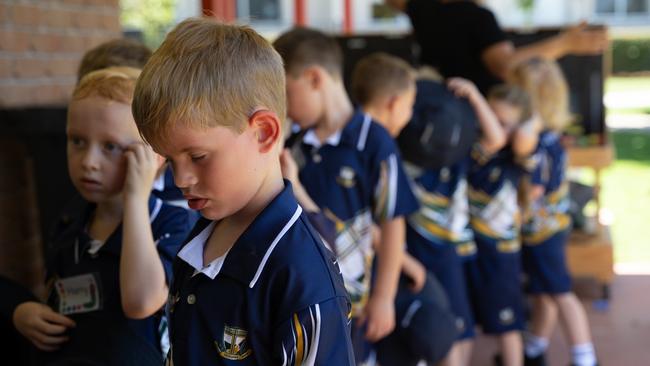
[237,0,281,22]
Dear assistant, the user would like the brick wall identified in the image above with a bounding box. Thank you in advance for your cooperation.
[0,0,121,292]
[0,0,122,108]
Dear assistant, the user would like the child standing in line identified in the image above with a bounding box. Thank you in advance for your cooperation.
[512,58,598,366]
[133,19,355,365]
[465,83,541,366]
[274,29,420,364]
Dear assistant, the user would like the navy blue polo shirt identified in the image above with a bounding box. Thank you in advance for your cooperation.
[290,111,419,314]
[167,181,355,366]
[522,131,571,243]
[406,159,474,251]
[468,146,534,243]
[43,194,194,365]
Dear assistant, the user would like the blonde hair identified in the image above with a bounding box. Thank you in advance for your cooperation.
[132,17,286,145]
[72,66,141,104]
[509,58,572,131]
[272,27,343,78]
[351,52,416,106]
[488,84,533,125]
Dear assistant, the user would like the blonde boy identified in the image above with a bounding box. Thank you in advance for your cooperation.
[132,18,354,365]
[11,67,194,365]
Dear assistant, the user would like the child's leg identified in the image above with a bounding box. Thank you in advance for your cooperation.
[438,342,463,366]
[498,331,523,366]
[524,294,557,358]
[554,292,597,366]
[456,338,474,366]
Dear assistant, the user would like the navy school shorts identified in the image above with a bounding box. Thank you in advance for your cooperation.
[464,232,525,335]
[406,226,476,340]
[522,229,572,295]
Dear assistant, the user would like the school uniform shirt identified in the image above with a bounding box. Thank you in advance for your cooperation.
[289,111,419,315]
[405,159,475,257]
[522,131,571,244]
[166,181,355,366]
[41,194,193,366]
[468,145,534,247]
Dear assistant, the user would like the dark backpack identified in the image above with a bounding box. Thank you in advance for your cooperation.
[397,79,478,169]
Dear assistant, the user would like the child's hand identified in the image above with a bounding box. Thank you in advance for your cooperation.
[358,295,395,342]
[447,77,480,102]
[123,143,161,202]
[280,149,299,184]
[13,302,76,351]
[403,255,427,293]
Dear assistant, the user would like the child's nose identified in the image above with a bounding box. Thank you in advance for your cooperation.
[81,147,101,171]
[173,165,197,189]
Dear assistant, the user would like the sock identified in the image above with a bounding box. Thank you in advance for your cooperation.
[572,343,596,366]
[524,332,549,358]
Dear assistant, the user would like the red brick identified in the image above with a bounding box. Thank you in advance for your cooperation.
[45,8,75,29]
[59,34,86,52]
[0,84,34,107]
[0,58,12,79]
[0,30,31,52]
[100,13,120,32]
[12,57,48,78]
[73,11,100,29]
[47,57,79,77]
[12,4,41,27]
[0,3,9,24]
[30,33,65,52]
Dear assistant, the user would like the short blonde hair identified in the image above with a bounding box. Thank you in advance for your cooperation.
[509,58,572,131]
[351,52,416,106]
[72,66,141,104]
[132,17,286,145]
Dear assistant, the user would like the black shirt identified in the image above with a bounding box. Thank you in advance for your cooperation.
[406,0,507,94]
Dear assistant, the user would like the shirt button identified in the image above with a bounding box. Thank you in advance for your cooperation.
[313,154,322,163]
[187,294,196,305]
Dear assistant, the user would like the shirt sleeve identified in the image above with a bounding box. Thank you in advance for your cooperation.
[472,6,508,53]
[274,297,355,366]
[152,206,196,284]
[0,276,39,322]
[370,126,420,222]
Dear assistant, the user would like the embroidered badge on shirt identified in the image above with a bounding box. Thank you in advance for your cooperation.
[216,325,253,360]
[55,273,102,315]
[336,166,357,188]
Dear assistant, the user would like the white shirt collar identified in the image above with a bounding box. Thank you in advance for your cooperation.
[177,221,228,280]
[152,174,165,191]
[302,129,342,148]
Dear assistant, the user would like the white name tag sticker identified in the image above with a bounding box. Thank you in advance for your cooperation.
[55,273,102,315]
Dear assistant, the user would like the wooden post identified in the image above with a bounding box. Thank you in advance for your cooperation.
[295,0,306,25]
[202,0,236,22]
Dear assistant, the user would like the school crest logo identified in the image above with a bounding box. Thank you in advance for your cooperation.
[216,325,253,360]
[336,166,357,188]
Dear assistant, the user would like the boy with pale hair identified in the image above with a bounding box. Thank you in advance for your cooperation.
[132,18,355,365]
[10,66,194,365]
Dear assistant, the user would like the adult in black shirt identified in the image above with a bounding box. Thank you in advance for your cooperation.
[387,0,608,94]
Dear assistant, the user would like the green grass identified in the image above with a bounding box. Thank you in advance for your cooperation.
[606,76,650,94]
[601,131,650,263]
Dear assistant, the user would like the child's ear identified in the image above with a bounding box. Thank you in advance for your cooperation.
[249,109,281,153]
[386,94,398,114]
[304,66,323,89]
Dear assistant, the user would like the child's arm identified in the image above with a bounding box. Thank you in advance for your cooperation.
[280,149,319,212]
[371,225,426,293]
[120,143,168,319]
[448,77,507,155]
[512,114,542,158]
[361,217,405,342]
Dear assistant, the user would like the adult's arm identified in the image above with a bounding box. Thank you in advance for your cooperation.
[483,22,607,80]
